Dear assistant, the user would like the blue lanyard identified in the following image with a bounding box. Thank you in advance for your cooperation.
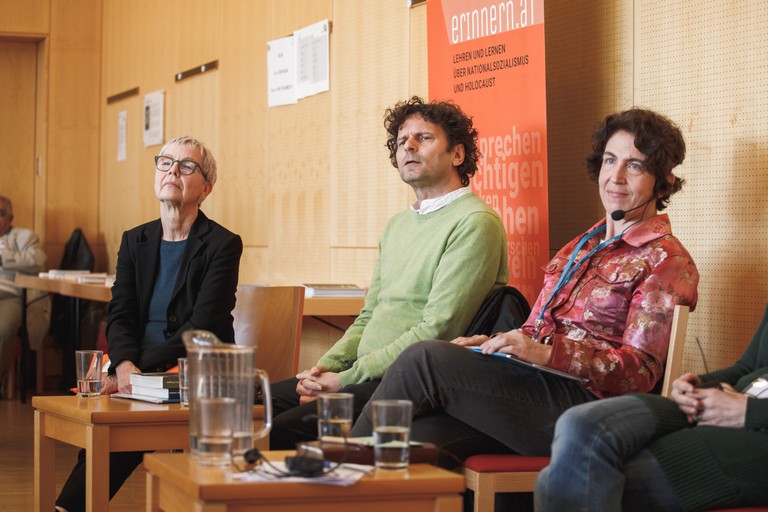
[538,225,621,322]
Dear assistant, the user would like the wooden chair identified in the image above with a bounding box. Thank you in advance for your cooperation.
[233,285,305,382]
[463,304,690,512]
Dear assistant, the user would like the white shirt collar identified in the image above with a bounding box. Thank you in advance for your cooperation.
[411,187,472,215]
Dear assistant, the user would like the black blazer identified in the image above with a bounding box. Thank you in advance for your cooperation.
[106,210,242,373]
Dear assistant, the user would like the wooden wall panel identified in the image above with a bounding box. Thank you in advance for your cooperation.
[0,0,49,35]
[45,0,102,268]
[218,0,270,255]
[101,98,152,259]
[101,0,140,98]
[408,2,428,97]
[100,0,222,272]
[252,0,332,285]
[0,41,37,231]
[327,2,415,284]
[637,0,768,373]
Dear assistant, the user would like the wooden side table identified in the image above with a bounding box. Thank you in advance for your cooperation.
[32,395,263,512]
[144,451,464,512]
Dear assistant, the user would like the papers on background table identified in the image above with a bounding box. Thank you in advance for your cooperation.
[233,461,373,486]
[302,283,366,298]
[112,392,180,404]
[41,270,115,286]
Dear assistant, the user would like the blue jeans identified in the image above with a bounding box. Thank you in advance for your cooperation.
[535,395,681,512]
[350,340,597,466]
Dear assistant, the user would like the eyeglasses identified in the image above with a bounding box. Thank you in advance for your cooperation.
[154,156,207,180]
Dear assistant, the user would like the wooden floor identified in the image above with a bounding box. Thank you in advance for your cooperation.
[0,396,146,512]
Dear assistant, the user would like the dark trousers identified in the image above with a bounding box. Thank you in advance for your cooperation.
[269,377,381,449]
[349,340,597,468]
[55,448,145,512]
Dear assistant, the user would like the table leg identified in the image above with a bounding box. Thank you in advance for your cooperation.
[34,409,56,512]
[85,424,110,512]
[19,287,29,403]
[74,297,81,348]
[146,471,159,512]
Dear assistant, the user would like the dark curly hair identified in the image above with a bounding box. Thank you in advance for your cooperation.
[384,96,479,187]
[585,108,686,211]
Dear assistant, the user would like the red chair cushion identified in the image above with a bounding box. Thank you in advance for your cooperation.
[706,509,768,511]
[463,454,550,473]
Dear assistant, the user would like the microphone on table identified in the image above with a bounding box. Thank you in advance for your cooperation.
[610,196,655,221]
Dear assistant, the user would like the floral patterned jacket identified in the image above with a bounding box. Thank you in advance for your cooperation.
[521,214,699,398]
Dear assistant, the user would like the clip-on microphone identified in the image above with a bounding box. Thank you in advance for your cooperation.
[610,196,655,221]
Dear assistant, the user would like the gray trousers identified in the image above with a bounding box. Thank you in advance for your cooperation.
[350,340,597,468]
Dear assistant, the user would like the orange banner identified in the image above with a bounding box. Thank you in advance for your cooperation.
[428,0,549,304]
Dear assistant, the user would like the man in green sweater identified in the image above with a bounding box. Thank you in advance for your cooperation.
[270,96,510,449]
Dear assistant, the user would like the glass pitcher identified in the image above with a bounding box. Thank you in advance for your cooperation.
[183,330,272,463]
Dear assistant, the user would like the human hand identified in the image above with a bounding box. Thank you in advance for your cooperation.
[295,365,323,395]
[295,367,341,397]
[478,330,552,365]
[100,373,118,394]
[299,395,318,405]
[689,383,747,428]
[296,365,323,381]
[451,334,491,346]
[670,373,702,422]
[115,360,141,394]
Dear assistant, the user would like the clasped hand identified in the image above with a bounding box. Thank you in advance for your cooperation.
[670,373,747,428]
[295,366,342,405]
[451,329,552,365]
[99,360,141,395]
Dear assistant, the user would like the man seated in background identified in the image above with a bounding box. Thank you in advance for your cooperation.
[269,96,510,449]
[0,194,46,397]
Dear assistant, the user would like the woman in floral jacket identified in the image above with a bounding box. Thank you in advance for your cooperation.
[350,108,699,463]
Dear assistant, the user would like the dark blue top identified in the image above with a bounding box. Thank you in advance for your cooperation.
[141,239,187,347]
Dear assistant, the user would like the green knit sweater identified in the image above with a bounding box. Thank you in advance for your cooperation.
[317,192,509,387]
[637,304,768,511]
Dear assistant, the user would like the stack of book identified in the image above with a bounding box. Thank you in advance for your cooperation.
[75,273,112,285]
[40,270,116,286]
[302,283,366,298]
[128,372,180,401]
[43,270,91,280]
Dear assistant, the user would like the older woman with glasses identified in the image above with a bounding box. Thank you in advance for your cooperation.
[55,135,242,512]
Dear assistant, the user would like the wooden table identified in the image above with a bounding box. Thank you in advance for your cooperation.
[14,274,365,315]
[15,273,114,302]
[14,275,362,400]
[144,451,464,512]
[32,394,264,512]
[15,275,114,401]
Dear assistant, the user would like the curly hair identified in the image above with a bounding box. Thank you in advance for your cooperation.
[384,96,479,187]
[585,108,686,211]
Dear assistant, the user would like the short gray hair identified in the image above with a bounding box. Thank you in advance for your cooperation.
[160,136,218,186]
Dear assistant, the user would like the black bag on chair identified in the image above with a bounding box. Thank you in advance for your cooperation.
[49,228,95,390]
[49,228,95,341]
[464,285,531,337]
